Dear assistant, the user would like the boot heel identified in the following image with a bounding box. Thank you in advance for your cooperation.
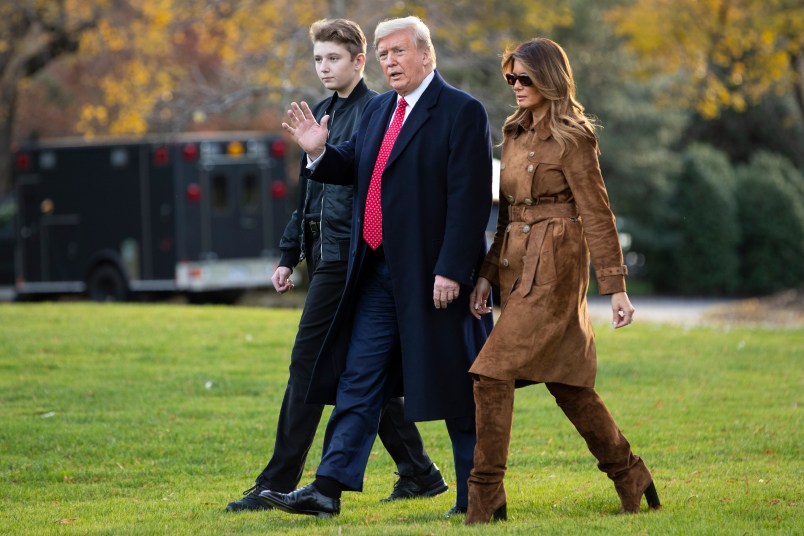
[644,482,662,510]
[492,503,507,521]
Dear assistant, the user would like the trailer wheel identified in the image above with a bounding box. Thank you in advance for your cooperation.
[87,264,128,302]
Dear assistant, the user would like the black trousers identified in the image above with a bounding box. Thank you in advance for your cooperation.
[257,231,434,492]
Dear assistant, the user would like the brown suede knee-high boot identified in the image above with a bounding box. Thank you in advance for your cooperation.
[546,383,661,513]
[465,375,514,524]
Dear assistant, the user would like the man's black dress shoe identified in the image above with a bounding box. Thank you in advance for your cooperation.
[443,505,467,517]
[225,481,274,512]
[259,484,340,518]
[381,464,449,502]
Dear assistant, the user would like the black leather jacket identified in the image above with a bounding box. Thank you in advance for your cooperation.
[278,79,376,268]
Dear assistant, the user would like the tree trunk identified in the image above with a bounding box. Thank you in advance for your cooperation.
[0,105,15,196]
[0,61,20,196]
[0,6,97,194]
[0,18,43,196]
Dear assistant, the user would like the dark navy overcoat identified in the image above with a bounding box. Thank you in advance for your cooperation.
[306,71,493,422]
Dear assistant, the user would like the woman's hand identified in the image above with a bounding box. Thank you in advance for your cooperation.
[469,277,493,319]
[611,291,634,329]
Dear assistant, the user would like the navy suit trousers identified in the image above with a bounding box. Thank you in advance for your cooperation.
[257,233,434,492]
[316,248,476,507]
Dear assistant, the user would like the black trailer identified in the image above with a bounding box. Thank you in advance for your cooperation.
[11,132,290,302]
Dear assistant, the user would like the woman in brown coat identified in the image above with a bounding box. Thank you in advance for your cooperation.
[464,38,661,524]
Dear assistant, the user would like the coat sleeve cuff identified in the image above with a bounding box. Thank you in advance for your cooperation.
[595,265,628,295]
[479,261,499,287]
[279,250,300,269]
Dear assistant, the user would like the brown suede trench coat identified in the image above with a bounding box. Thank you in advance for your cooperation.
[469,117,627,387]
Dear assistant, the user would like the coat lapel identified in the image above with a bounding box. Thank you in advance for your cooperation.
[365,94,395,157]
[384,71,445,169]
[358,92,396,198]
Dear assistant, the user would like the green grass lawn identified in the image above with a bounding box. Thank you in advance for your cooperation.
[0,303,801,535]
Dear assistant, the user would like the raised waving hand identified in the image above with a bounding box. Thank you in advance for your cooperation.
[282,101,329,160]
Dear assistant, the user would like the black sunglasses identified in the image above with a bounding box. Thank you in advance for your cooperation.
[505,73,533,87]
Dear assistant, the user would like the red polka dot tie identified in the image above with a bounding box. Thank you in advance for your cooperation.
[363,97,408,250]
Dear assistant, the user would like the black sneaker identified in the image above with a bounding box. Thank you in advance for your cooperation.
[381,464,449,502]
[225,480,275,512]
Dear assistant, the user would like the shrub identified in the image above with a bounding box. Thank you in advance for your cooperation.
[653,144,740,295]
[735,152,804,294]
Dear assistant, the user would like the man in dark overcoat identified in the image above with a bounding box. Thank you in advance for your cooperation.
[225,18,447,513]
[259,15,493,518]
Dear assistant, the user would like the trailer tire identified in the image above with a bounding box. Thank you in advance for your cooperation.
[88,264,128,302]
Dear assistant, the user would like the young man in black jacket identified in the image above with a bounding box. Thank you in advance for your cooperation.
[226,18,446,512]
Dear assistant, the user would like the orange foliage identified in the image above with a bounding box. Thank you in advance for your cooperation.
[607,0,804,118]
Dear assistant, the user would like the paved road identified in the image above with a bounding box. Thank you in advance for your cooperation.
[587,295,733,326]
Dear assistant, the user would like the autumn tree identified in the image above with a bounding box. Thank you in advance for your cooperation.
[11,0,575,162]
[8,0,373,192]
[70,0,327,137]
[0,0,110,194]
[607,0,804,122]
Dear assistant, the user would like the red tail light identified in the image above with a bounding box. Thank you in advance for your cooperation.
[153,146,170,166]
[270,139,286,158]
[186,182,202,202]
[182,143,199,160]
[271,180,287,199]
[15,152,31,171]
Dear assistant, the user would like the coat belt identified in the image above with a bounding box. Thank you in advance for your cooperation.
[507,203,577,297]
[508,202,577,223]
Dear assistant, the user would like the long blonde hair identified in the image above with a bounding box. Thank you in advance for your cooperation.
[501,38,598,153]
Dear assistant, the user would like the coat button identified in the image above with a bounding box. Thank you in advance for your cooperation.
[505,194,514,203]
[505,224,511,232]
[522,225,531,233]
[528,151,535,157]
[501,258,509,267]
[524,198,534,205]
[527,164,534,172]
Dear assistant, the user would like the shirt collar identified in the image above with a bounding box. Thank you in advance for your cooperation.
[395,70,435,111]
